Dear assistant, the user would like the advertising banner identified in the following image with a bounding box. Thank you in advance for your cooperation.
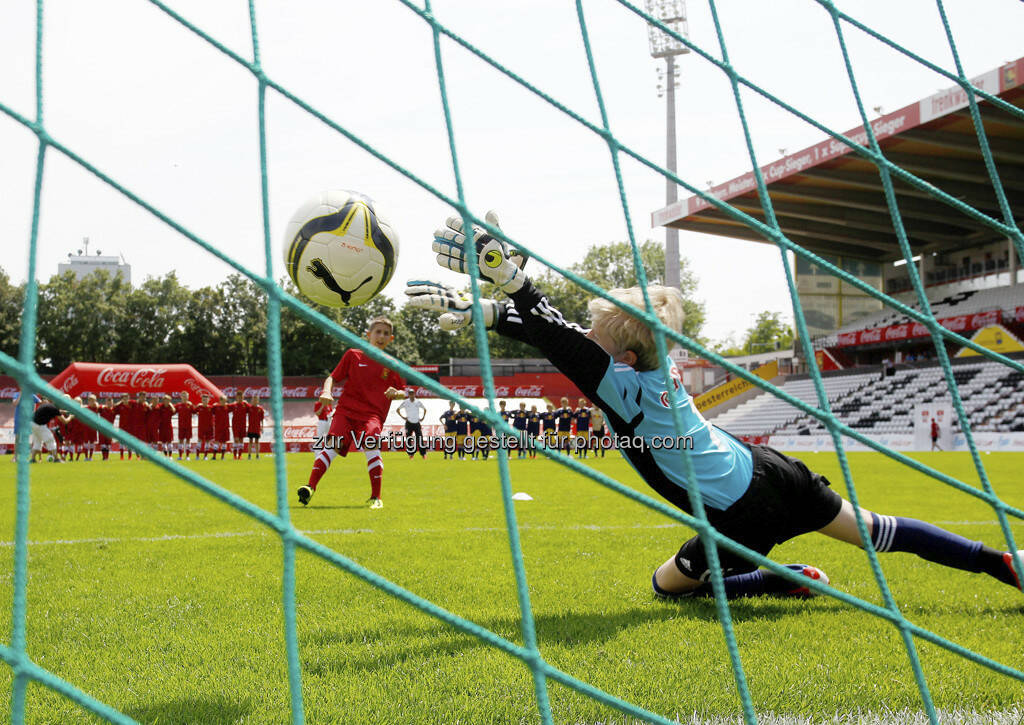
[694,361,778,414]
[48,363,222,400]
[833,310,1002,348]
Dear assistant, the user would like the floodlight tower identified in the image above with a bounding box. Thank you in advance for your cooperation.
[646,0,689,290]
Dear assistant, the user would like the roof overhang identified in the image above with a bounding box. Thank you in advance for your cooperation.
[652,59,1024,263]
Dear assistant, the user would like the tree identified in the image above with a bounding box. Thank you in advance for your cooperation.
[711,311,793,357]
[0,269,26,361]
[109,273,192,366]
[535,239,705,339]
[35,270,131,371]
[742,311,793,355]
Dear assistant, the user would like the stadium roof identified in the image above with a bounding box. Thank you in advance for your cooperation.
[652,58,1024,262]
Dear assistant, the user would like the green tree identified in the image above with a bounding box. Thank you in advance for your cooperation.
[110,273,192,365]
[35,270,130,371]
[742,310,793,355]
[0,268,26,361]
[536,239,705,339]
[711,311,793,357]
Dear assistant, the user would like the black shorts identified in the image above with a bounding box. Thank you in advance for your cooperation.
[246,433,259,441]
[674,445,843,580]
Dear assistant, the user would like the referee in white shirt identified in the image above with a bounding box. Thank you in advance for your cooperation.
[397,389,428,458]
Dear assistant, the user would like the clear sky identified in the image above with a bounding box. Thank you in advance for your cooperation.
[2,0,1022,343]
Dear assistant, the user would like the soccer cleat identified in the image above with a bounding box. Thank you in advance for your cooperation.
[1004,551,1024,591]
[297,485,313,506]
[368,497,383,510]
[783,564,829,598]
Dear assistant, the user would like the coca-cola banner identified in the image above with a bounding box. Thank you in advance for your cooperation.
[835,309,1002,348]
[207,376,338,400]
[48,363,223,400]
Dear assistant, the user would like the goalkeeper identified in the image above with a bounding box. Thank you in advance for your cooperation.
[406,213,1023,600]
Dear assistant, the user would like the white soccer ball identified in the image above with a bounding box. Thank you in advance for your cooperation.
[282,189,399,308]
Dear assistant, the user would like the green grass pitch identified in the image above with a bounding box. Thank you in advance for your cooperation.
[2,450,1022,724]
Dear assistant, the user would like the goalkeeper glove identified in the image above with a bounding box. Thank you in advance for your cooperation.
[405,280,503,332]
[432,210,529,293]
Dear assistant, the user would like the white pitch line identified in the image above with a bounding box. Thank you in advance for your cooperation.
[0,520,1017,549]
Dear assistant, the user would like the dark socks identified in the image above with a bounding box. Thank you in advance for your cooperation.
[871,513,1014,585]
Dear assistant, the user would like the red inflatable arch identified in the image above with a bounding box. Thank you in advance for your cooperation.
[48,363,222,400]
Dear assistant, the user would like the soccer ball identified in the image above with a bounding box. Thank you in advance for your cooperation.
[282,189,399,308]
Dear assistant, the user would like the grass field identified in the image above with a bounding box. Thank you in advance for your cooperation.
[2,449,1023,724]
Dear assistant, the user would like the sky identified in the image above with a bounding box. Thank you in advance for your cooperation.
[2,0,1023,344]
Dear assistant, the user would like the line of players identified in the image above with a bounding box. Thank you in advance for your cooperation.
[25,389,264,462]
[439,396,608,460]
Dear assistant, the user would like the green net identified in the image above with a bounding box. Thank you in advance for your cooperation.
[3,1,1023,723]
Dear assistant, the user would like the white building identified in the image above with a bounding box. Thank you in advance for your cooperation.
[57,239,130,285]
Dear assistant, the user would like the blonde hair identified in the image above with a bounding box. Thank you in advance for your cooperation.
[587,286,685,371]
[367,317,394,335]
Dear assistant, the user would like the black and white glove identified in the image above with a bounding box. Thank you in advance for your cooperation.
[405,280,503,332]
[431,210,529,293]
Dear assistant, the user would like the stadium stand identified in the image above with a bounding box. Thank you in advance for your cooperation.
[711,358,1024,438]
[828,285,1024,338]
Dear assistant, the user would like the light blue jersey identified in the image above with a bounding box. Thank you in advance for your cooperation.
[595,359,753,511]
[497,281,754,514]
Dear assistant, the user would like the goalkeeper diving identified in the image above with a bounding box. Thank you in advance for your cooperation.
[405,212,1023,600]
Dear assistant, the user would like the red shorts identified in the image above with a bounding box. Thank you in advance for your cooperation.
[214,427,230,443]
[327,414,382,457]
[198,427,213,442]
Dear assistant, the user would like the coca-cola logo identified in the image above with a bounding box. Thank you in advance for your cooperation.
[449,385,479,397]
[283,425,316,439]
[859,328,882,343]
[243,386,271,398]
[97,367,167,389]
[184,379,204,395]
[942,316,968,332]
[222,386,237,397]
[62,374,80,392]
[280,386,311,398]
[514,385,543,396]
[494,386,510,397]
[0,386,20,399]
[884,325,908,340]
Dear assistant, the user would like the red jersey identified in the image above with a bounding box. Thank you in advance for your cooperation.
[196,403,214,438]
[246,405,265,435]
[114,401,135,432]
[931,420,940,437]
[331,348,404,423]
[175,402,195,438]
[230,400,249,434]
[146,405,162,442]
[212,403,231,440]
[158,404,174,443]
[98,405,116,444]
[313,400,331,421]
[83,404,101,443]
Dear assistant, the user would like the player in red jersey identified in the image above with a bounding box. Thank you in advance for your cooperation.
[195,392,214,459]
[146,394,163,452]
[229,390,249,460]
[157,394,175,457]
[175,391,195,460]
[68,396,87,460]
[246,394,265,459]
[82,393,101,460]
[298,317,406,509]
[113,393,133,459]
[97,396,116,460]
[212,395,231,460]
